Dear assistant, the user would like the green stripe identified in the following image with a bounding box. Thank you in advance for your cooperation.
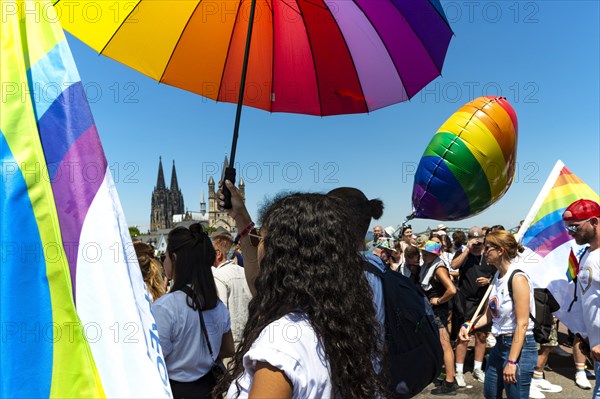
[424,132,491,214]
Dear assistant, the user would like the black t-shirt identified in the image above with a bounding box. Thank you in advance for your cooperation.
[453,249,495,300]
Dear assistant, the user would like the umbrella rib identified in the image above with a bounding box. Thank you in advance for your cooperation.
[96,1,142,55]
[390,0,446,78]
[295,0,324,115]
[351,0,406,107]
[217,0,246,103]
[326,1,369,113]
[158,0,206,84]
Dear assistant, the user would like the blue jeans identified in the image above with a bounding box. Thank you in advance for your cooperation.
[484,334,538,399]
[593,361,600,399]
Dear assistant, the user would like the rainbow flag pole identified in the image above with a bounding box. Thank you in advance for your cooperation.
[1,1,171,397]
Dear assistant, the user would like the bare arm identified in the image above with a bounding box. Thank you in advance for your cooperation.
[248,362,293,399]
[451,247,469,270]
[504,274,531,384]
[217,180,259,296]
[219,331,235,359]
[430,266,457,305]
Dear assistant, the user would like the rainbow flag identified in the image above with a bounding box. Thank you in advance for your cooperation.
[513,160,598,333]
[1,2,171,397]
[566,249,580,282]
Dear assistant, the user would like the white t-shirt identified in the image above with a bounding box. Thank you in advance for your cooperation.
[488,266,535,336]
[152,290,231,382]
[577,248,600,348]
[212,261,253,348]
[226,313,333,398]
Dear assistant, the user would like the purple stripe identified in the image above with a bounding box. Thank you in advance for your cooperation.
[38,82,95,180]
[51,126,107,294]
[390,0,453,71]
[324,0,407,110]
[356,0,446,97]
[525,221,572,258]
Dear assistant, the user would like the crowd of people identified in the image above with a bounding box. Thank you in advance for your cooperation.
[132,184,599,399]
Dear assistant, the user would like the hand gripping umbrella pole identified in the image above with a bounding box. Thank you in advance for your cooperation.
[222,0,258,209]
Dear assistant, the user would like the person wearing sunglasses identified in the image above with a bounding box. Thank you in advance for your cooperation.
[451,226,496,387]
[562,199,600,399]
[459,230,537,399]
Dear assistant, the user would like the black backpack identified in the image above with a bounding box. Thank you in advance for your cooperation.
[365,262,443,398]
[507,269,560,344]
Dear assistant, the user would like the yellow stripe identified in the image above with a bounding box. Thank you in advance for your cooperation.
[2,2,104,397]
[437,111,508,198]
[102,0,199,80]
[532,184,599,225]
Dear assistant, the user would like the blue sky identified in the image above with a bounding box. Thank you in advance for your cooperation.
[66,1,599,233]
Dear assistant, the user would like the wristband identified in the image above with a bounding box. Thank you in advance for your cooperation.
[462,322,471,331]
[507,360,518,366]
[234,222,255,244]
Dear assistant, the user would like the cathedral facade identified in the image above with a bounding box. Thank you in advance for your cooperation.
[150,157,184,231]
[150,157,245,233]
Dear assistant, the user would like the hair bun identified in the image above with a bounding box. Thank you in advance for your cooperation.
[189,223,205,236]
[368,199,384,220]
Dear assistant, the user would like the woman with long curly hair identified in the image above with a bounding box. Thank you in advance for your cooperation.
[213,191,385,398]
[152,223,234,399]
[133,241,166,302]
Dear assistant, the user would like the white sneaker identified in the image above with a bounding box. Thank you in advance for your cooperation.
[575,373,592,389]
[532,378,563,393]
[529,385,546,399]
[455,372,466,387]
[486,335,497,348]
[473,368,485,383]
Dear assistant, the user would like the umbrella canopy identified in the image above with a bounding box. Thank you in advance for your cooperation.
[55,0,453,116]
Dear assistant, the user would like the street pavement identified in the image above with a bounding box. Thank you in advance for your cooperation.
[414,338,596,398]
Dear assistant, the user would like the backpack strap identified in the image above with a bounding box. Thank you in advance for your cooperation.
[507,269,536,325]
[568,246,590,312]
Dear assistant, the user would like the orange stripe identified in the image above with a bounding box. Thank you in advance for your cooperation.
[457,97,516,165]
[219,0,273,110]
[162,0,240,99]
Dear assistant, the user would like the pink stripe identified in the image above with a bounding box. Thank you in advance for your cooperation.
[272,1,320,114]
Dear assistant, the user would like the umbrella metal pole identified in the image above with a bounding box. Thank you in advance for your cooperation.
[223,0,258,209]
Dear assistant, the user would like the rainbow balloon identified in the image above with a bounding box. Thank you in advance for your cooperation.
[411,96,518,220]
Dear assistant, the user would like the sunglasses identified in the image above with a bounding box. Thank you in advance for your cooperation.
[564,218,594,234]
[484,244,499,252]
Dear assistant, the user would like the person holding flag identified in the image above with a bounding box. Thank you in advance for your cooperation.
[562,199,600,398]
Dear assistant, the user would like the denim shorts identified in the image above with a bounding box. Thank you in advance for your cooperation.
[484,334,538,399]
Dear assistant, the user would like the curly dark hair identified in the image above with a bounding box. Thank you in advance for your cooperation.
[214,193,385,398]
[167,223,217,310]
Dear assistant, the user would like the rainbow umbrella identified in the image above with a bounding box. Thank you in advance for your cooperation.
[55,0,453,201]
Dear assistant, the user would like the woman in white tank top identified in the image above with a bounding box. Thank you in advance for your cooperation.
[458,230,537,399]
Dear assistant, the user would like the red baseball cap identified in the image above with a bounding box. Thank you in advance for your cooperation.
[562,199,600,221]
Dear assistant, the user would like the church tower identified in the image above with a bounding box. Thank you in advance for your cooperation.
[151,157,170,231]
[200,190,206,216]
[169,161,184,217]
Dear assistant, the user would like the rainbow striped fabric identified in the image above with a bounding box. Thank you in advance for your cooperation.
[1,2,170,397]
[566,249,580,282]
[514,160,598,333]
[412,96,518,220]
[520,163,599,257]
